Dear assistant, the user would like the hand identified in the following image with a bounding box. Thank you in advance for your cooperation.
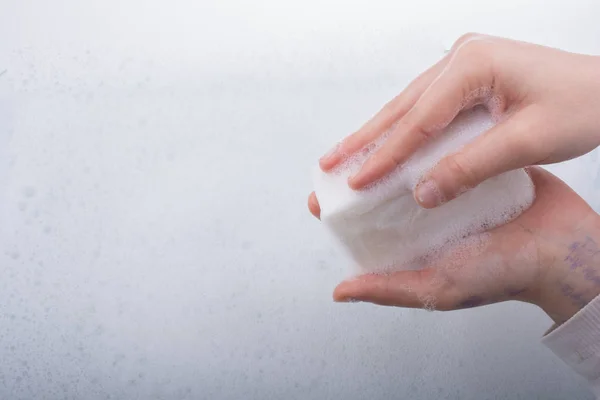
[319,33,600,209]
[309,168,600,324]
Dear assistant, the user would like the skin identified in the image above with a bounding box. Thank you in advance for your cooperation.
[319,33,600,209]
[308,167,600,324]
[309,34,600,324]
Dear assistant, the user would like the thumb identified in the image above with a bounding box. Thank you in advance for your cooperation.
[333,269,442,309]
[414,109,540,209]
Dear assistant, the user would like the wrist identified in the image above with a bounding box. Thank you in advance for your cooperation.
[534,212,600,325]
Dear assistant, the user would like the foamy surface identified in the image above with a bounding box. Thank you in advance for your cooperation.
[314,107,535,273]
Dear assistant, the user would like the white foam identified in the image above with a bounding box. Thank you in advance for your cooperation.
[313,107,535,273]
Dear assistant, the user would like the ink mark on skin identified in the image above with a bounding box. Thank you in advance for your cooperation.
[458,295,484,309]
[505,287,527,297]
[582,267,600,286]
[559,283,589,309]
[565,237,600,270]
[0,70,6,78]
[560,283,574,296]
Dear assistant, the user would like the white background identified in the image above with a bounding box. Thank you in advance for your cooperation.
[1,0,600,399]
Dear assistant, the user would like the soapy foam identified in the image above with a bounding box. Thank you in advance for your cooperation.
[460,87,505,122]
[313,107,535,273]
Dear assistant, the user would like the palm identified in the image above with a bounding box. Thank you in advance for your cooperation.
[309,167,595,310]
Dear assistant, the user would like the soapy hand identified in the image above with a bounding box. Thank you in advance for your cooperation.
[319,34,600,209]
[309,168,600,324]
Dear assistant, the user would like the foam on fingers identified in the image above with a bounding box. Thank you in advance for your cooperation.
[313,107,535,273]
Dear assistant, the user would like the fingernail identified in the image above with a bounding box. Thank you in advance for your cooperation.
[415,180,443,208]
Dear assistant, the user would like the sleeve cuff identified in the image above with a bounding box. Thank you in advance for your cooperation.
[542,293,600,395]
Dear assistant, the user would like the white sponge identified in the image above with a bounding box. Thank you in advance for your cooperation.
[313,107,535,273]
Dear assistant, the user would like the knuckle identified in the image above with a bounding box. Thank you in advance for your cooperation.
[413,123,435,141]
[453,32,481,48]
[387,152,403,168]
[454,38,493,65]
[453,32,494,54]
[444,153,479,188]
[384,141,407,168]
[402,118,434,142]
[381,130,409,168]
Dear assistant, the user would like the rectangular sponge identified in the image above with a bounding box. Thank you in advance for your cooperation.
[313,107,535,273]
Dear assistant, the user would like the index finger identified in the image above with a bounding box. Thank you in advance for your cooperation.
[319,55,451,171]
[348,39,495,189]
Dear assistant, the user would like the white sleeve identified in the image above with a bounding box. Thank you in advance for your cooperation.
[542,294,600,398]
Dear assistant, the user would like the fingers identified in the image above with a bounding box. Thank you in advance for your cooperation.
[414,108,540,208]
[308,192,321,219]
[349,39,496,189]
[319,54,451,171]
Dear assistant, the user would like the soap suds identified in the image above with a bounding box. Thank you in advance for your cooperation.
[313,107,535,274]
